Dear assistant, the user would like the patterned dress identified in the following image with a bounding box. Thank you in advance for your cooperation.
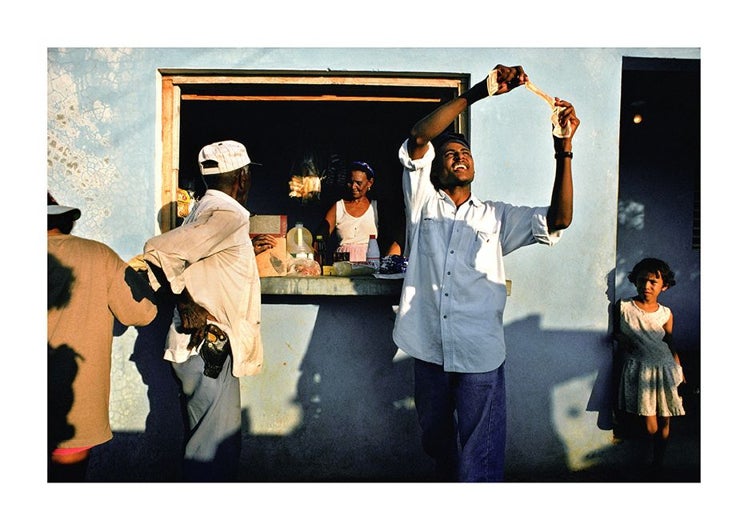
[618,298,685,417]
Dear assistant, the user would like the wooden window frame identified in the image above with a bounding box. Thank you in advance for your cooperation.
[158,69,469,232]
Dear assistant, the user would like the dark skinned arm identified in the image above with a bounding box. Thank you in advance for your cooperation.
[546,99,580,232]
[407,64,528,160]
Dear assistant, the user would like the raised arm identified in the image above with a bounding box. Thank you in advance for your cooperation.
[407,64,527,160]
[546,98,580,232]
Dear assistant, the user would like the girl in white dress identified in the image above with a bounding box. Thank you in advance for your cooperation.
[615,257,685,475]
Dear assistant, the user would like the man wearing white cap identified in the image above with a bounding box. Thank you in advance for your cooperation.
[48,192,157,481]
[143,140,264,481]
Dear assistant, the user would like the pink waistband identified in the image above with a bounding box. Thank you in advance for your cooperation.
[52,446,92,456]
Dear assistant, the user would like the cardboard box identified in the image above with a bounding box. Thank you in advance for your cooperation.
[250,215,289,277]
[254,238,288,276]
[249,215,287,236]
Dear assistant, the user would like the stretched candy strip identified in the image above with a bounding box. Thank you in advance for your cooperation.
[525,80,555,108]
[525,79,572,138]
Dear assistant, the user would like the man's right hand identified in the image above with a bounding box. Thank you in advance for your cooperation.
[487,65,527,96]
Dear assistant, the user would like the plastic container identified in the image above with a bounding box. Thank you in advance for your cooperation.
[366,234,380,270]
[332,261,375,276]
[287,222,313,259]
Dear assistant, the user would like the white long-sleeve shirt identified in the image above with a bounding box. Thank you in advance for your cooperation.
[393,140,561,373]
[143,189,263,377]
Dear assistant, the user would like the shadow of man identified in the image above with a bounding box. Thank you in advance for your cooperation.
[48,253,84,480]
[126,291,185,481]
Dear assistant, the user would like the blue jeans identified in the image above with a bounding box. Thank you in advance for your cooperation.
[414,359,506,482]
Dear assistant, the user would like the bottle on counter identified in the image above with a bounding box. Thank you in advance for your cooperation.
[365,234,380,270]
[287,222,321,276]
[313,234,326,268]
[287,222,313,259]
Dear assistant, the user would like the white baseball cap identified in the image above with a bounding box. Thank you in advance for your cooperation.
[47,192,81,220]
[198,140,261,176]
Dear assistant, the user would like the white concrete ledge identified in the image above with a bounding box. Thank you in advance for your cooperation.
[260,276,403,296]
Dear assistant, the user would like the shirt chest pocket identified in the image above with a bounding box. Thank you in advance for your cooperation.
[417,216,443,257]
[468,224,499,272]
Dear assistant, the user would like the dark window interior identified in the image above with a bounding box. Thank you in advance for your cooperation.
[177,79,462,253]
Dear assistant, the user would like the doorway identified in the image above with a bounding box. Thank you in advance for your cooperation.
[615,55,701,412]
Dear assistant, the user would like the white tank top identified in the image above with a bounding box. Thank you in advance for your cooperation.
[335,199,378,245]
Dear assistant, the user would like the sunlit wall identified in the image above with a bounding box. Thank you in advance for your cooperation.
[47,47,700,480]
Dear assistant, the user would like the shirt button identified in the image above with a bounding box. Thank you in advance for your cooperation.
[450,250,454,254]
[443,315,447,319]
[447,271,451,275]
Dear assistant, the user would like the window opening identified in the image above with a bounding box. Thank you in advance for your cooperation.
[159,70,469,252]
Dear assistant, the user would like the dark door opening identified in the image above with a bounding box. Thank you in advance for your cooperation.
[615,56,701,419]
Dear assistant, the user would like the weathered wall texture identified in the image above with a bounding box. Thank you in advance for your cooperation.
[47,47,700,481]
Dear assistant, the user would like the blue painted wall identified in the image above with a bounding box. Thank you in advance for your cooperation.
[47,47,700,481]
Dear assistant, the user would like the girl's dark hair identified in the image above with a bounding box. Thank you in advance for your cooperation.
[627,257,676,288]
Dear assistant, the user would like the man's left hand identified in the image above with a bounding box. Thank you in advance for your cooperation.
[553,99,580,138]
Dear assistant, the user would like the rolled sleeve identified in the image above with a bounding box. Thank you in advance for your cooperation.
[531,212,563,246]
[399,140,437,228]
[398,139,435,171]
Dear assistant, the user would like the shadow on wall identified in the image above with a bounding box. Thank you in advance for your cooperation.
[85,288,699,482]
[504,315,613,480]
[502,270,699,482]
[236,296,432,482]
[48,254,79,456]
[88,292,185,482]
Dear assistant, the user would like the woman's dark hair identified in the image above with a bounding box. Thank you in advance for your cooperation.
[627,257,676,288]
[349,161,374,180]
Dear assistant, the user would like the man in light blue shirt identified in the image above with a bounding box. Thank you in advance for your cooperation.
[393,64,579,481]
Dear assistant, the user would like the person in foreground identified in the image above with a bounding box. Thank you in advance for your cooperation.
[393,64,579,481]
[48,192,157,481]
[143,140,264,481]
[614,257,684,479]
